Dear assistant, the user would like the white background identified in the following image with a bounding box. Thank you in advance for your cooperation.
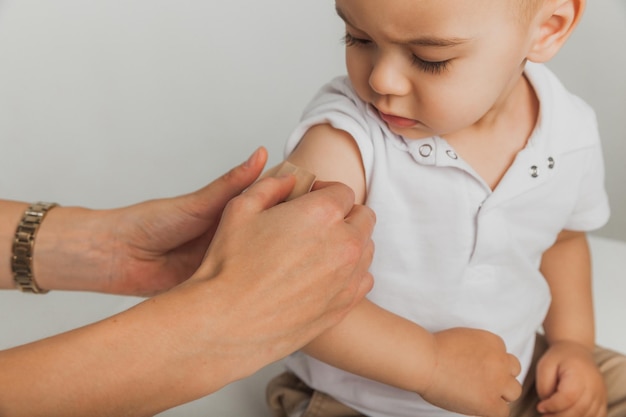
[0,0,624,240]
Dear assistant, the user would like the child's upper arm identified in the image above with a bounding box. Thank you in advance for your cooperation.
[286,123,367,204]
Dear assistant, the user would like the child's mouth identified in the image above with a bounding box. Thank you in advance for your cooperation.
[376,109,419,128]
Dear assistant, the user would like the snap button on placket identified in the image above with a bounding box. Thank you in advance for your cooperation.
[406,140,437,165]
[530,157,555,178]
[446,150,458,160]
[419,144,433,157]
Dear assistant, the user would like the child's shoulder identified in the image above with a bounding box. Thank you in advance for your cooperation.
[526,63,600,149]
[309,76,370,115]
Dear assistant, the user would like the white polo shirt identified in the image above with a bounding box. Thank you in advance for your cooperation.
[284,62,610,417]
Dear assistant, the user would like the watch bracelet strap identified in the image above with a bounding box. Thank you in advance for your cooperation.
[11,202,58,294]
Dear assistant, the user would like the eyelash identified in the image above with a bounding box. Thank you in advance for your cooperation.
[411,56,450,75]
[342,32,451,75]
[342,32,371,48]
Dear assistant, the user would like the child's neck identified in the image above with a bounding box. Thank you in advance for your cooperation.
[444,73,539,190]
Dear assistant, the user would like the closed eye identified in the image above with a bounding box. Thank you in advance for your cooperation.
[342,32,373,48]
[343,31,451,75]
[411,55,451,75]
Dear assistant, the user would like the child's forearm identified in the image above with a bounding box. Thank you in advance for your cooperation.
[303,299,437,393]
[302,298,523,417]
[541,230,595,350]
[302,299,520,395]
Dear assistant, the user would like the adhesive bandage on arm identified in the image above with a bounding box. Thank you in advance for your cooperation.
[263,161,317,201]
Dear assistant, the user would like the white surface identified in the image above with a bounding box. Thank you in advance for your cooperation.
[0,0,624,240]
[590,236,626,354]
[1,236,624,416]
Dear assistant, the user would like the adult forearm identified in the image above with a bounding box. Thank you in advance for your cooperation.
[0,280,259,417]
[0,152,380,415]
[0,199,115,292]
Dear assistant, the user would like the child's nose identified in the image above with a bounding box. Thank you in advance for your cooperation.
[368,54,411,97]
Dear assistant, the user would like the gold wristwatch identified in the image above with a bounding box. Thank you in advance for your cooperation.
[11,202,58,294]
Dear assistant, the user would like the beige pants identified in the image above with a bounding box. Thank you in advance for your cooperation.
[267,335,626,417]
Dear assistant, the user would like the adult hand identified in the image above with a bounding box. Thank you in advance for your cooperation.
[420,328,522,417]
[186,173,376,371]
[35,147,271,295]
[102,148,274,295]
[0,152,375,417]
[536,340,607,417]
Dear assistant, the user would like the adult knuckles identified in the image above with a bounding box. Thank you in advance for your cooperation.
[224,177,284,216]
[305,194,348,224]
[350,204,377,232]
[223,194,256,218]
[338,232,368,267]
[363,239,375,266]
[311,182,356,214]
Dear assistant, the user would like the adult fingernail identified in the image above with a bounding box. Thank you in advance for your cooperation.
[244,147,261,168]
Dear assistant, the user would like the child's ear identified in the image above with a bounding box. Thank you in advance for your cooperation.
[527,0,585,63]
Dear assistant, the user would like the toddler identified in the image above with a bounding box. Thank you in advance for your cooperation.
[267,0,626,416]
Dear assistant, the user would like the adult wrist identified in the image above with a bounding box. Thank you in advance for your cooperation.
[32,206,113,292]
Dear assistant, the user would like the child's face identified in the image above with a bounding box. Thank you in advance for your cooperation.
[336,0,539,139]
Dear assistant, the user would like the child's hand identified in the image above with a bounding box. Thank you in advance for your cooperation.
[420,328,522,417]
[536,340,607,417]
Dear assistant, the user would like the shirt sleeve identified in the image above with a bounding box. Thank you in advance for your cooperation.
[564,113,611,232]
[284,76,375,184]
[564,150,611,231]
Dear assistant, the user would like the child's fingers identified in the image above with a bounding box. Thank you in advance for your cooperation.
[535,356,564,414]
[537,393,572,415]
[537,377,582,415]
[502,376,522,404]
[510,353,522,377]
[535,358,559,400]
